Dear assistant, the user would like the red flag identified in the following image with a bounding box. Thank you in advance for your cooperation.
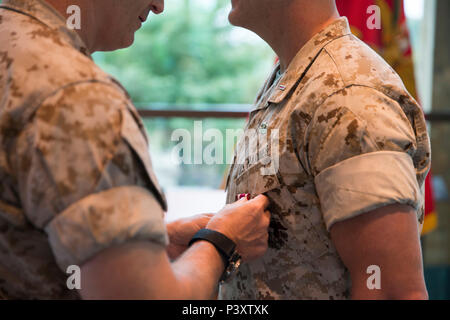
[336,0,437,235]
[335,0,383,48]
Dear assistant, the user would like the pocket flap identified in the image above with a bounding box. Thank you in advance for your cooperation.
[235,157,281,196]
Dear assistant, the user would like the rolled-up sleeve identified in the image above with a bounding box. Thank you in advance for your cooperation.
[14,81,168,271]
[306,85,428,231]
[315,151,421,230]
[46,186,168,271]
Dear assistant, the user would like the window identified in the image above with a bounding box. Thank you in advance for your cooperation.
[404,0,436,112]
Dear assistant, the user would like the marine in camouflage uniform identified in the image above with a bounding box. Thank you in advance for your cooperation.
[0,0,168,299]
[220,17,431,300]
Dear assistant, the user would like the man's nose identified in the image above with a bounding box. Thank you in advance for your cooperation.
[150,0,165,14]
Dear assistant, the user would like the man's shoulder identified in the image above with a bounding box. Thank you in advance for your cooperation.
[293,33,418,115]
[0,10,123,108]
[320,34,408,94]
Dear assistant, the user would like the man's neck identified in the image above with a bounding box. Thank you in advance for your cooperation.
[260,9,340,73]
[45,0,96,52]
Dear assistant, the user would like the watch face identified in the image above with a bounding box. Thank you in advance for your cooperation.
[230,252,242,266]
[220,252,242,283]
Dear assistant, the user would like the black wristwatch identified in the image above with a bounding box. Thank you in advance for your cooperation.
[189,229,242,283]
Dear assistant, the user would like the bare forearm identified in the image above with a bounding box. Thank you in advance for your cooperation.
[81,241,225,300]
[172,241,225,299]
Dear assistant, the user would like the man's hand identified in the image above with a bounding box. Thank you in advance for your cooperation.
[206,195,271,261]
[166,214,213,260]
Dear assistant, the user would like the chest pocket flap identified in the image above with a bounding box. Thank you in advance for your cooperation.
[234,157,282,197]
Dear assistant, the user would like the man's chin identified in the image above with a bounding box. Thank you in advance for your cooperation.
[104,35,135,52]
[122,36,136,49]
[228,10,242,27]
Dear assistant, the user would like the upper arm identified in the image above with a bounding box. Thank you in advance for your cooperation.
[330,203,427,299]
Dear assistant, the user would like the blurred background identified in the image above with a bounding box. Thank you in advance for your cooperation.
[93,0,449,299]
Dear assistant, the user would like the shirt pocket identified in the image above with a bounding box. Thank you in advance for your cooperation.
[234,156,282,199]
[120,107,167,211]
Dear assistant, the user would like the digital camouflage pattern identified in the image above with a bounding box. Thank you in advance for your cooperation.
[0,0,168,299]
[220,17,431,300]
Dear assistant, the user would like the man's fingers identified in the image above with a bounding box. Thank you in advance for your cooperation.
[199,214,214,222]
[257,210,271,229]
[241,243,268,262]
[263,210,271,223]
[251,194,270,209]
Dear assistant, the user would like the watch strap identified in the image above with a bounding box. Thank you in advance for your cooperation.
[188,229,236,268]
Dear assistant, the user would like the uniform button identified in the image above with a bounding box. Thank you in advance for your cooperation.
[260,122,268,134]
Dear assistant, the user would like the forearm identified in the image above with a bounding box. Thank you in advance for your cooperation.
[81,240,225,300]
[166,220,179,259]
[172,241,225,299]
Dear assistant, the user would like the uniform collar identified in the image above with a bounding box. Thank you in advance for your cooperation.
[0,0,91,57]
[266,17,351,105]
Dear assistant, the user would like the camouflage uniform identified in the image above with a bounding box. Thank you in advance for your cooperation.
[0,0,168,299]
[220,17,431,300]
